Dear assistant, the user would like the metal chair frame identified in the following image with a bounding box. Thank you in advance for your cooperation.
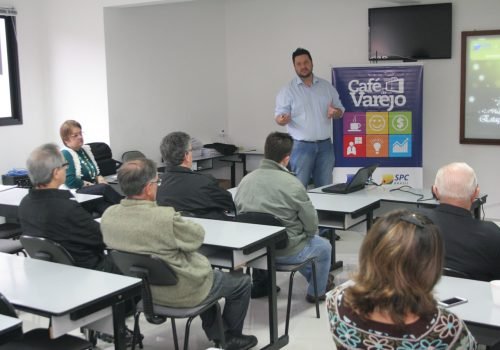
[236,212,320,336]
[110,249,226,350]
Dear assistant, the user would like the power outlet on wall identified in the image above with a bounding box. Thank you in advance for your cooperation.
[219,129,226,143]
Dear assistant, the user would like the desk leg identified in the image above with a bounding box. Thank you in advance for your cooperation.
[242,154,248,176]
[367,211,374,230]
[324,228,343,271]
[262,243,289,350]
[112,299,127,350]
[230,162,236,188]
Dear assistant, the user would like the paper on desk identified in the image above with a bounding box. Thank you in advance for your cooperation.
[0,185,16,192]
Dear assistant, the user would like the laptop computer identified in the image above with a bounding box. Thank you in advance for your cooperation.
[322,164,378,194]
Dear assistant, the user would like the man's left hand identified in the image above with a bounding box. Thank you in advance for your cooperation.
[328,104,343,119]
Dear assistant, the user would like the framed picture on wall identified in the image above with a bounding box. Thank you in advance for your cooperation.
[460,30,500,144]
[0,14,22,126]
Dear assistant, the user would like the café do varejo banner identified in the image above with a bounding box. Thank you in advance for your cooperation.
[332,64,423,187]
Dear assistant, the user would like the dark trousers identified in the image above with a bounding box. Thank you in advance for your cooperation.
[252,268,268,286]
[199,270,251,340]
[78,183,123,215]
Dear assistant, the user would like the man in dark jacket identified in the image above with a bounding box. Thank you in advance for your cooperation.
[419,162,500,281]
[18,143,117,272]
[157,131,234,220]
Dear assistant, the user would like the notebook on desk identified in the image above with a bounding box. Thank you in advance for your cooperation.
[322,164,378,194]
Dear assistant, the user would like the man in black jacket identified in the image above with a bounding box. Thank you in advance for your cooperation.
[18,143,117,272]
[157,131,234,220]
[419,162,500,281]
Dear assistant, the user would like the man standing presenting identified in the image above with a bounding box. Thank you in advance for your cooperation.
[275,48,344,187]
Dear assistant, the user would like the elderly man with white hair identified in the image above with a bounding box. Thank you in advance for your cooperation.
[418,162,500,281]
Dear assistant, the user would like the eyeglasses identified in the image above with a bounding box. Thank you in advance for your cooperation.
[150,178,162,186]
[53,162,68,173]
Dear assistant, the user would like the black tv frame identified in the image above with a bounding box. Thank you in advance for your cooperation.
[368,3,452,62]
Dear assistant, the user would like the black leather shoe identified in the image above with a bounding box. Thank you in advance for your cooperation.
[224,334,258,350]
[251,285,280,299]
[95,327,143,347]
[305,294,326,303]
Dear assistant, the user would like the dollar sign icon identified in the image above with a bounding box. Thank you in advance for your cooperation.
[397,117,405,130]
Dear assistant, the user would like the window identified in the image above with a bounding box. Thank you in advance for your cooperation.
[0,12,22,126]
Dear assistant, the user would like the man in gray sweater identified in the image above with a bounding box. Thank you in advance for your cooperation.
[101,158,257,350]
[235,132,332,302]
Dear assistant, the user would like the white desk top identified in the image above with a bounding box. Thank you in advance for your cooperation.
[309,184,437,205]
[0,187,101,207]
[0,185,16,192]
[188,217,285,250]
[0,314,21,335]
[435,276,500,327]
[97,216,284,251]
[230,186,378,214]
[308,192,379,213]
[0,253,140,316]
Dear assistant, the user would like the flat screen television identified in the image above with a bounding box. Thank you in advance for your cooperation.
[368,3,452,61]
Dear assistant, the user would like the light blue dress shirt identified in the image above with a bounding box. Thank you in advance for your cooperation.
[275,75,344,141]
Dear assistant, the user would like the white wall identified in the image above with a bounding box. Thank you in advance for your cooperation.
[2,0,500,217]
[225,0,370,150]
[0,0,110,174]
[103,0,227,163]
[41,0,110,145]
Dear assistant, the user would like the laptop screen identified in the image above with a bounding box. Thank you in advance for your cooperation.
[347,164,378,190]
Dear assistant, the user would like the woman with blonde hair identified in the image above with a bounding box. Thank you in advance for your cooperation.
[60,120,122,214]
[326,209,476,349]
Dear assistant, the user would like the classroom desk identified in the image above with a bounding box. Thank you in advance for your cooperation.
[157,151,261,188]
[189,217,289,350]
[309,184,487,219]
[0,314,22,345]
[0,253,141,350]
[0,187,101,218]
[308,192,380,270]
[218,150,263,187]
[435,276,500,346]
[228,187,378,271]
[308,185,487,269]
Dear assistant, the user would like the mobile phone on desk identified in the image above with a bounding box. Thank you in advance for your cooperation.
[438,296,468,308]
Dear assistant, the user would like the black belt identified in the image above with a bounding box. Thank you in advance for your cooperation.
[294,138,330,143]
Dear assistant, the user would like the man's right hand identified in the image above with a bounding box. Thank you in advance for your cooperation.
[275,113,291,126]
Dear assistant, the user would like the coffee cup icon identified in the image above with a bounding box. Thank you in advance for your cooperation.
[350,122,361,131]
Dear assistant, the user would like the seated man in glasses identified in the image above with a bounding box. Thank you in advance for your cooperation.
[156,131,234,220]
[18,143,117,272]
[101,159,257,350]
